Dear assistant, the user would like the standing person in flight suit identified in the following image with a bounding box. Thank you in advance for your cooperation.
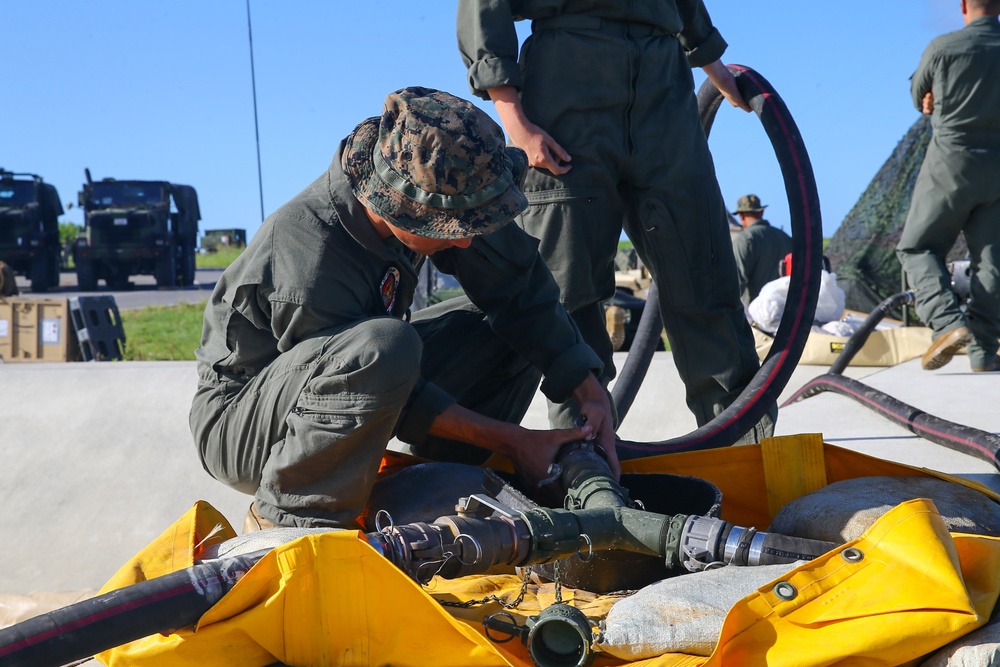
[457,0,775,440]
[897,0,1000,373]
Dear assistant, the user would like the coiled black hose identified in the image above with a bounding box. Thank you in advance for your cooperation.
[782,291,1000,471]
[615,65,823,456]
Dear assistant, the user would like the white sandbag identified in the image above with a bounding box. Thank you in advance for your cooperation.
[769,476,1000,542]
[597,562,800,660]
[748,277,789,334]
[749,270,846,335]
[820,319,855,337]
[814,270,846,323]
[920,613,1000,666]
[204,527,336,559]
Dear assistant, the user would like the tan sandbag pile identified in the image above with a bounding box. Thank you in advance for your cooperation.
[920,613,1000,666]
[597,562,800,659]
[769,476,1000,542]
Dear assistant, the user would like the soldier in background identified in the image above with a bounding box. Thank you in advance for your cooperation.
[731,194,792,304]
[896,0,1000,372]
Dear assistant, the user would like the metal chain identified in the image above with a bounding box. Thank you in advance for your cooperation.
[553,560,563,604]
[437,565,533,610]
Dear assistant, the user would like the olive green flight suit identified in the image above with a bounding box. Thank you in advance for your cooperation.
[458,0,762,427]
[733,219,793,304]
[896,16,1000,368]
[189,137,601,528]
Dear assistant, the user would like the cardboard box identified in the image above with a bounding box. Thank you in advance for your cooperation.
[753,325,933,367]
[0,297,81,363]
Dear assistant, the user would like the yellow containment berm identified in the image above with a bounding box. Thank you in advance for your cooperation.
[97,434,1000,667]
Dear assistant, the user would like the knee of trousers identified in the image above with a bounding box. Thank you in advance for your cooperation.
[316,317,423,396]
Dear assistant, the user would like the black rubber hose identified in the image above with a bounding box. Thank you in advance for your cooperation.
[781,372,1000,470]
[828,292,916,375]
[611,280,661,420]
[616,65,824,456]
[0,550,266,667]
[750,533,839,566]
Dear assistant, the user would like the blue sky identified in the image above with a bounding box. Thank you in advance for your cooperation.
[3,1,960,243]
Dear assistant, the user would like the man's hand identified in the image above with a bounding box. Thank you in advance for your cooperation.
[424,403,610,490]
[702,60,752,112]
[922,91,935,115]
[488,85,572,175]
[569,374,621,479]
[507,422,601,489]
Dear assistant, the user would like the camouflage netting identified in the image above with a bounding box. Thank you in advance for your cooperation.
[826,116,967,316]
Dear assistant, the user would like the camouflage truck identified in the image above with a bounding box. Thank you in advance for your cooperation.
[0,169,64,292]
[200,228,247,253]
[73,171,200,290]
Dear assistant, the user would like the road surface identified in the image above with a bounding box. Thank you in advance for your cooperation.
[13,269,222,309]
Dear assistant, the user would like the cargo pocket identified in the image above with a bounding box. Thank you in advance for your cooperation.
[635,196,713,310]
[521,187,620,311]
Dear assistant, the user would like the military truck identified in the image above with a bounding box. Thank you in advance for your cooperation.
[74,170,200,290]
[0,169,64,292]
[201,228,247,253]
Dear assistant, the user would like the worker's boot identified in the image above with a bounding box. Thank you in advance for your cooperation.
[922,326,972,370]
[971,355,1000,373]
[242,502,278,534]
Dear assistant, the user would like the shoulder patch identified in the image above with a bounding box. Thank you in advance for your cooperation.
[381,266,401,313]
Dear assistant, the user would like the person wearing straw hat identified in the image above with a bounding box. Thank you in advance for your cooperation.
[190,87,618,531]
[731,194,792,304]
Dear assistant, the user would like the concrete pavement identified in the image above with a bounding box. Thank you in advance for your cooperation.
[1,352,998,597]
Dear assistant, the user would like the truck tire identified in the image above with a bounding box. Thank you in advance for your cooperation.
[76,258,98,291]
[182,243,196,286]
[155,253,176,288]
[29,256,50,293]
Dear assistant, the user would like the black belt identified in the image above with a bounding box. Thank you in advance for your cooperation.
[531,15,673,37]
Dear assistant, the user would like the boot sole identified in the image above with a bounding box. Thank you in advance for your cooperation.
[922,329,973,371]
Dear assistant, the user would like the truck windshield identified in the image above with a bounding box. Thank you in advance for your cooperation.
[0,181,36,207]
[88,182,167,208]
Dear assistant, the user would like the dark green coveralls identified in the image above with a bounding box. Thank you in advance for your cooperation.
[189,136,601,528]
[733,219,793,304]
[896,16,1000,368]
[458,0,761,427]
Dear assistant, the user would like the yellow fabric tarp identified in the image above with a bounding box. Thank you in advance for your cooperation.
[96,435,1000,667]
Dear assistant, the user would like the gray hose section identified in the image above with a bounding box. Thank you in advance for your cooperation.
[610,281,661,420]
[780,287,1000,471]
[615,64,823,456]
[781,372,1000,470]
[752,533,838,566]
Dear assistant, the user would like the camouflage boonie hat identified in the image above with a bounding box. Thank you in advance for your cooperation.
[343,86,528,240]
[732,194,768,214]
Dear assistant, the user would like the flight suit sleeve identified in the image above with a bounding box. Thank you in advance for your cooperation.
[435,224,603,403]
[458,0,523,99]
[910,40,939,111]
[394,377,455,445]
[675,0,728,67]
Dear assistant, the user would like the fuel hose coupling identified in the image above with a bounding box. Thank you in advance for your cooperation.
[483,603,596,667]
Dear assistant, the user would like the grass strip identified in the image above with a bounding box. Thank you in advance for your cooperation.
[120,302,205,361]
